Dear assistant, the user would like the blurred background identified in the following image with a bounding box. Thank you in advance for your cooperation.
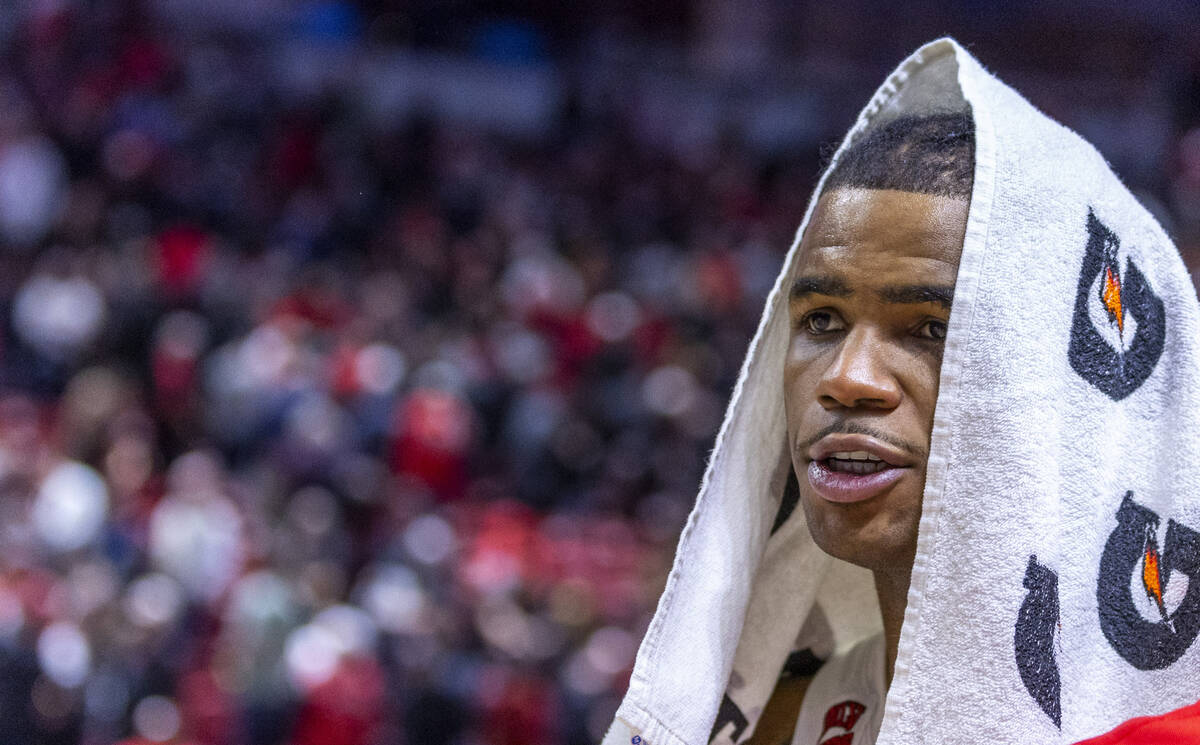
[0,1,1197,744]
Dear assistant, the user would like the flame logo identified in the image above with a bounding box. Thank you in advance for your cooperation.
[1102,264,1124,337]
[1097,492,1200,670]
[1142,528,1173,631]
[1068,210,1165,401]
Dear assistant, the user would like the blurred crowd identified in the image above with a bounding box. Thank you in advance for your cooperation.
[0,2,1197,745]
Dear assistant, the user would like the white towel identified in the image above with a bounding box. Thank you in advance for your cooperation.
[601,37,1200,745]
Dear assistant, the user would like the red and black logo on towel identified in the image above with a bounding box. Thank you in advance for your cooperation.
[1016,493,1200,727]
[1067,209,1165,400]
[1097,492,1200,670]
[817,700,866,745]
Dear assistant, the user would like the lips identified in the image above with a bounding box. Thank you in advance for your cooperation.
[807,459,907,503]
[805,433,913,503]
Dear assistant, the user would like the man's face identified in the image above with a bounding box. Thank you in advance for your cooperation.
[784,187,968,572]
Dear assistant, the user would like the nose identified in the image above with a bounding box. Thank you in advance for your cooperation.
[814,325,902,411]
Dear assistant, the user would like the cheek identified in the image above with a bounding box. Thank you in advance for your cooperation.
[782,357,819,428]
[783,335,824,393]
[912,359,945,422]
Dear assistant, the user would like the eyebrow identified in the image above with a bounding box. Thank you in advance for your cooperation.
[789,274,955,311]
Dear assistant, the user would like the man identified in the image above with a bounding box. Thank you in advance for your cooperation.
[604,38,1200,745]
[746,111,972,744]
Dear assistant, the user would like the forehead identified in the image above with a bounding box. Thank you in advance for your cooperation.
[796,188,968,279]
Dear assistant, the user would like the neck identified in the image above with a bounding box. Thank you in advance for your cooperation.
[873,566,912,689]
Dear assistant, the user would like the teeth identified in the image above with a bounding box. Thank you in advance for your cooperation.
[827,459,890,475]
[828,450,882,462]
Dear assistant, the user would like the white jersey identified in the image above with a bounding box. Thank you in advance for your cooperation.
[790,633,886,745]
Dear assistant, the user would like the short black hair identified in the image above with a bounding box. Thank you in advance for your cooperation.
[820,111,975,198]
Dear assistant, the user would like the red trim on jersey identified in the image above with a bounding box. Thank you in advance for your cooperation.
[1072,700,1200,744]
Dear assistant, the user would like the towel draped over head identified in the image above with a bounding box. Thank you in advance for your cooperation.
[602,37,1200,745]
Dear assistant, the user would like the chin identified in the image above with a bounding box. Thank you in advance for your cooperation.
[797,477,920,573]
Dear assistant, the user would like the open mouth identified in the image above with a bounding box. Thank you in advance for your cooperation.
[822,457,893,476]
[808,458,907,503]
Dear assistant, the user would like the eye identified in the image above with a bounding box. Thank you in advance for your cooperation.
[917,319,948,341]
[799,310,844,336]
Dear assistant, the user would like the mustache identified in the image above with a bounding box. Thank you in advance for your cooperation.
[797,419,926,461]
